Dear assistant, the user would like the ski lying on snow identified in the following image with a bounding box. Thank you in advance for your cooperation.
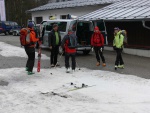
[68,85,96,91]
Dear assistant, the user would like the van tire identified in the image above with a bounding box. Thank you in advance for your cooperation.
[83,50,91,55]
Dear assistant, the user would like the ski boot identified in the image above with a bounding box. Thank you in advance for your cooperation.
[96,62,100,66]
[28,71,35,75]
[118,65,124,69]
[25,67,29,71]
[115,65,118,70]
[102,63,106,67]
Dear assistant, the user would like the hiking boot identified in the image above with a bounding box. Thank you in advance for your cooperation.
[66,68,70,73]
[118,65,124,69]
[96,62,100,66]
[55,64,60,67]
[28,71,35,75]
[102,63,106,67]
[25,67,29,71]
[72,70,75,73]
[115,65,118,70]
[51,64,55,67]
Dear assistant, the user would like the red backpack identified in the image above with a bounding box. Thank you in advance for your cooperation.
[93,34,102,44]
[20,28,31,46]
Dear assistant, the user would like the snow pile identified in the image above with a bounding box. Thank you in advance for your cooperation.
[0,67,150,113]
[0,42,49,60]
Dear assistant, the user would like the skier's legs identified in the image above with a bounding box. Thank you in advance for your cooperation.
[65,53,70,69]
[119,49,124,65]
[25,48,30,68]
[54,46,59,65]
[94,47,100,62]
[50,47,55,65]
[26,48,35,72]
[115,49,120,66]
[99,50,105,63]
[71,53,76,70]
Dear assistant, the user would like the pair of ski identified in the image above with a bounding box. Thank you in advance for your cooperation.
[41,83,96,97]
[37,41,42,72]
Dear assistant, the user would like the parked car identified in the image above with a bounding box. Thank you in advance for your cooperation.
[0,21,12,35]
[9,22,21,36]
[41,19,107,55]
[0,21,20,35]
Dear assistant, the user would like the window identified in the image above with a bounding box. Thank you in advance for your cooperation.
[4,22,11,26]
[35,17,43,24]
[69,20,77,31]
[46,22,67,32]
[0,22,2,27]
[60,15,67,19]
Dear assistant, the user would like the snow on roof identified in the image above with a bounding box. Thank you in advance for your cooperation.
[27,0,122,12]
[78,0,150,20]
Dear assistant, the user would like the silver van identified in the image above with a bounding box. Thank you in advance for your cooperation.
[41,19,107,55]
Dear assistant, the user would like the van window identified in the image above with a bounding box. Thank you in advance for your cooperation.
[69,20,77,31]
[47,22,67,32]
[58,22,67,32]
[0,22,2,27]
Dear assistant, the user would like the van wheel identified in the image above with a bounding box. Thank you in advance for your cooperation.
[83,50,91,55]
[4,32,7,35]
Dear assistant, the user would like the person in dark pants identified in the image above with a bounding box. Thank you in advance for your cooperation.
[24,23,39,75]
[113,27,124,70]
[48,24,61,67]
[61,29,77,73]
[91,26,106,67]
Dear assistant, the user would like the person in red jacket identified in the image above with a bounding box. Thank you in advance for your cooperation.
[61,29,77,73]
[24,23,39,75]
[91,26,106,67]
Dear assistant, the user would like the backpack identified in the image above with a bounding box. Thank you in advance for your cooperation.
[121,30,128,45]
[20,28,31,46]
[93,34,102,44]
[67,34,77,49]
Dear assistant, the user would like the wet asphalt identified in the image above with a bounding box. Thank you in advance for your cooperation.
[0,34,150,79]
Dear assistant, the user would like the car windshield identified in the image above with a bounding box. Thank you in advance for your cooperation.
[5,22,11,26]
[10,22,18,26]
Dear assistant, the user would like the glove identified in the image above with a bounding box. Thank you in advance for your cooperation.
[91,47,94,52]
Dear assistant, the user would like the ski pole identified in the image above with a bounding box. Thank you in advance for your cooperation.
[76,60,81,70]
[55,52,64,68]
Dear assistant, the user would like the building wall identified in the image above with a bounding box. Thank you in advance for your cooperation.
[31,5,106,23]
[105,21,150,49]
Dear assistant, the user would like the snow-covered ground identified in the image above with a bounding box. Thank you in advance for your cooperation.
[0,67,150,113]
[0,42,49,60]
[0,41,150,113]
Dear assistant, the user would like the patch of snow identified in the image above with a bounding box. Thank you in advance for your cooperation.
[0,67,150,113]
[0,42,49,60]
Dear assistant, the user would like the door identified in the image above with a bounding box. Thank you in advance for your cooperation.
[93,20,108,45]
[76,20,94,46]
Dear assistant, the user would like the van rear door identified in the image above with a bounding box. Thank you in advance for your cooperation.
[93,20,108,45]
[76,20,94,46]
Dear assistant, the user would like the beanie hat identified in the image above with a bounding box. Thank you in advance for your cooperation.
[28,22,34,28]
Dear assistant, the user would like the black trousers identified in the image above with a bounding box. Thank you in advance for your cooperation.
[65,53,76,70]
[25,47,35,72]
[115,48,124,66]
[94,47,105,63]
[51,46,59,65]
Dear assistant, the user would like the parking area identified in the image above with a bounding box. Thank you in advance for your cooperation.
[0,34,150,79]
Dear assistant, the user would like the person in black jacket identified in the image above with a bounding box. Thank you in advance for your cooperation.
[48,24,61,67]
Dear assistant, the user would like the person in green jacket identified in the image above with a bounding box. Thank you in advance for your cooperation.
[113,27,124,70]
